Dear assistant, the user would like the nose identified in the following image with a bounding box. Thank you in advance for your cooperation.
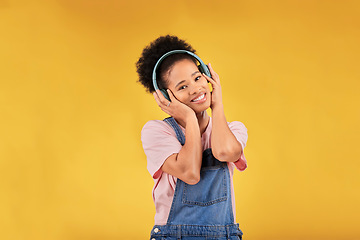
[189,81,202,95]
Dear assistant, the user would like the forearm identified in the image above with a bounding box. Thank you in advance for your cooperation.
[211,105,242,162]
[176,116,202,183]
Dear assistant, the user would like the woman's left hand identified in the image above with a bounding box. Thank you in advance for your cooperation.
[202,63,223,110]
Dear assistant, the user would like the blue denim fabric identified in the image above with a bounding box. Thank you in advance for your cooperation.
[164,117,185,146]
[150,224,243,239]
[150,117,244,240]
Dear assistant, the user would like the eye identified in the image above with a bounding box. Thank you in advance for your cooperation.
[179,85,187,90]
[195,76,201,81]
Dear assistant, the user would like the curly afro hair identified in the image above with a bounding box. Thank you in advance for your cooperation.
[136,35,197,93]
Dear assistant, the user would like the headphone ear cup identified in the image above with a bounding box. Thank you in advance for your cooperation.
[198,64,212,78]
[198,65,205,74]
[160,89,171,101]
[198,65,211,83]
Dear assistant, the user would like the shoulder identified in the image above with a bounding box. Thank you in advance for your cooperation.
[141,120,183,179]
[141,120,178,143]
[141,120,174,135]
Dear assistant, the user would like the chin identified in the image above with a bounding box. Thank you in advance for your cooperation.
[193,102,211,113]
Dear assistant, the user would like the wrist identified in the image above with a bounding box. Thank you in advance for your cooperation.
[176,111,197,128]
[184,113,197,124]
[211,102,224,113]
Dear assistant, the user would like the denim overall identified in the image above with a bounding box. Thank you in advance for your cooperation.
[150,117,244,240]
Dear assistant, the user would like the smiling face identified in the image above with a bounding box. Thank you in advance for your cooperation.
[164,59,211,113]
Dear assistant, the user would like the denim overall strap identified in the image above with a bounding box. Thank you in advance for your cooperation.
[152,117,244,239]
[163,117,185,146]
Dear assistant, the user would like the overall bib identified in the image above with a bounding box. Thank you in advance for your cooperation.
[150,117,244,240]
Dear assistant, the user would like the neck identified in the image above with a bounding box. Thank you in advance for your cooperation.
[195,110,210,135]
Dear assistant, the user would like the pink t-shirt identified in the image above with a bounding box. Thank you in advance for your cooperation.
[141,117,248,225]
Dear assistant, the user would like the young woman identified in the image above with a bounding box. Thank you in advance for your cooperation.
[136,35,248,240]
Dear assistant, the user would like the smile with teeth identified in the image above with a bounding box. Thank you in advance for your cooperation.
[191,93,206,103]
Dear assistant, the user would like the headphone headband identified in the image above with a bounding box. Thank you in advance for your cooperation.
[152,50,211,92]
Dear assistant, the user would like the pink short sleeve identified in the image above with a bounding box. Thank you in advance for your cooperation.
[228,121,248,171]
[141,120,182,179]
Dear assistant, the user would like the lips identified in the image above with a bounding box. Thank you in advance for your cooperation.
[191,93,206,103]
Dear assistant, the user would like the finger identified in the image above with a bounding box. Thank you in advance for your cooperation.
[154,90,169,108]
[167,89,181,103]
[208,63,219,80]
[155,89,168,105]
[202,72,216,85]
[166,89,175,102]
[160,89,173,108]
[154,92,171,114]
[153,91,162,107]
[202,73,217,92]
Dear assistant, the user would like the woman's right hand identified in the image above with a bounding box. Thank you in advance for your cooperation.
[154,89,202,185]
[153,89,196,125]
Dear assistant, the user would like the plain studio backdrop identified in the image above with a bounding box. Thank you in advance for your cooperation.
[0,0,359,239]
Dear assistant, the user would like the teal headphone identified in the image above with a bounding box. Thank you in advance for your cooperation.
[152,50,212,101]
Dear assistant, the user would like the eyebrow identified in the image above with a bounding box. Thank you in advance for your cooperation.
[175,71,200,88]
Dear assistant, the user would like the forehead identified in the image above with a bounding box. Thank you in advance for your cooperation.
[167,59,199,85]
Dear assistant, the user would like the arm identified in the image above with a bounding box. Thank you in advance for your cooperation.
[211,105,243,162]
[161,116,202,185]
[153,89,202,185]
[202,63,243,162]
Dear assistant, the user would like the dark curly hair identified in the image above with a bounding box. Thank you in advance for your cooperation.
[136,35,197,93]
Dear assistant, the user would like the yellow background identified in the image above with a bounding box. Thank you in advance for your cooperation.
[1,0,359,239]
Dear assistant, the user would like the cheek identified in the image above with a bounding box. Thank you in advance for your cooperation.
[201,78,210,89]
[173,92,187,103]
[203,83,211,93]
